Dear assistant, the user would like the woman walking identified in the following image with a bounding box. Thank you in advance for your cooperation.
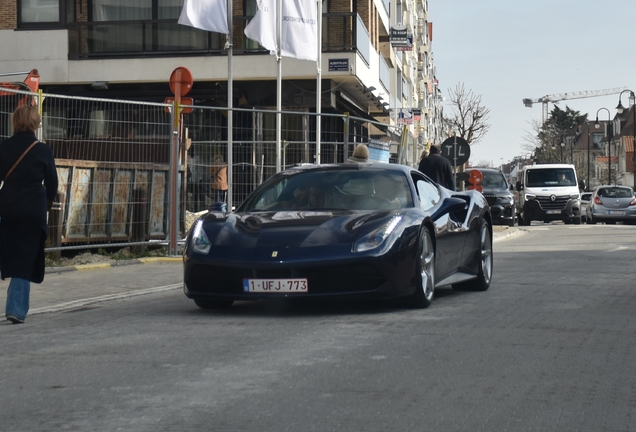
[0,105,58,324]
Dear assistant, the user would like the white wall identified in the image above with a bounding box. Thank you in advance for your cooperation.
[0,29,68,82]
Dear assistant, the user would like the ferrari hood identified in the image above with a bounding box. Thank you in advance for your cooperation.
[202,210,396,248]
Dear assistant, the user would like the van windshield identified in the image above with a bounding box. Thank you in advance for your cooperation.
[526,169,576,187]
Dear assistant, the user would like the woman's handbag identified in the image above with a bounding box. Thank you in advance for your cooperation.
[0,140,38,190]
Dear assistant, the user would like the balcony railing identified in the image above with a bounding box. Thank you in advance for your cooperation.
[68,14,370,59]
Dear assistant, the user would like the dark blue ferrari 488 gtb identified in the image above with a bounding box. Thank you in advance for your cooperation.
[183,163,493,309]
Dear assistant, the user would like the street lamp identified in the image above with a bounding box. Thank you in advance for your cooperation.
[595,107,612,185]
[552,139,565,163]
[616,89,636,189]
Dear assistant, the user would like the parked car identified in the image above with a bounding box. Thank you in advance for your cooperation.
[580,192,593,223]
[184,163,493,310]
[466,168,516,227]
[586,185,636,225]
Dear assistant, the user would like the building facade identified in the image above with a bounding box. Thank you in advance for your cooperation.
[1,0,444,161]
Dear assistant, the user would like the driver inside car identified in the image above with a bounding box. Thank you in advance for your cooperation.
[306,184,327,209]
[374,174,407,208]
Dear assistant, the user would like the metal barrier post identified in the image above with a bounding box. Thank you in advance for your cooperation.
[131,188,148,255]
[169,101,179,255]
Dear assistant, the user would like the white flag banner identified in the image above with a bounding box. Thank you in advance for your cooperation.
[244,0,277,54]
[244,0,318,61]
[178,0,229,35]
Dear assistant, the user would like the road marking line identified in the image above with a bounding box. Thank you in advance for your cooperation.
[30,283,183,315]
[607,246,629,252]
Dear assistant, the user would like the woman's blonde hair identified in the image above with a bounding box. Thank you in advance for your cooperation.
[12,105,41,134]
[352,144,369,159]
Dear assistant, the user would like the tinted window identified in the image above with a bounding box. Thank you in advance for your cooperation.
[480,170,508,189]
[241,169,413,212]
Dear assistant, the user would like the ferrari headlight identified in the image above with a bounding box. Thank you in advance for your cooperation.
[191,220,211,254]
[353,215,403,253]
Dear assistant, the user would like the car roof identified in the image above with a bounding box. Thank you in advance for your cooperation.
[594,185,633,190]
[287,163,413,175]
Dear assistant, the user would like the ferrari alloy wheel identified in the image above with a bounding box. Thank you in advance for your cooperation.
[453,220,492,292]
[409,228,435,308]
[193,298,234,309]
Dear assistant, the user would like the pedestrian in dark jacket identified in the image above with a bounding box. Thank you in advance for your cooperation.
[0,105,58,324]
[417,144,455,190]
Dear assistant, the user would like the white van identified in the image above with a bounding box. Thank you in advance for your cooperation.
[514,164,583,225]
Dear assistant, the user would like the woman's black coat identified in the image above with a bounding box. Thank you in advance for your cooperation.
[0,131,58,283]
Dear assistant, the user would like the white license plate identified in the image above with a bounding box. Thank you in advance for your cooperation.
[243,278,308,293]
[608,210,625,216]
[546,210,561,214]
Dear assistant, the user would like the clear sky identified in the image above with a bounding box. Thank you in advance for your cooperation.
[429,0,636,167]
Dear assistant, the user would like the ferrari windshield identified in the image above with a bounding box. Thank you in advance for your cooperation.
[241,169,414,211]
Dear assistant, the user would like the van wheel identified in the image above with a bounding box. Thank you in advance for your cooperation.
[572,216,581,225]
[521,215,531,226]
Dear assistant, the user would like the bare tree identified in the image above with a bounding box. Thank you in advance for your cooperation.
[446,83,491,145]
[522,118,543,152]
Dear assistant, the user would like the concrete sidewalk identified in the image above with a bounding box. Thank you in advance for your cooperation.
[1,228,523,320]
[1,258,183,318]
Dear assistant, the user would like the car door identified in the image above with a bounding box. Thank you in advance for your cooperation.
[412,172,466,281]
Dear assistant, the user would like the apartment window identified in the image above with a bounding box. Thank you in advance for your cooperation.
[92,0,152,21]
[158,0,184,19]
[18,0,68,28]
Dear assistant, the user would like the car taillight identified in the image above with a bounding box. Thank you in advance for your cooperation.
[630,197,636,206]
[594,196,603,205]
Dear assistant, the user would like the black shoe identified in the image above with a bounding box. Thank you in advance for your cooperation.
[6,315,25,324]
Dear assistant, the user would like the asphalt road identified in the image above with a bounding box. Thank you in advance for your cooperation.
[1,224,636,431]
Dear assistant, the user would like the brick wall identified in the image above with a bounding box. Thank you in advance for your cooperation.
[326,0,353,48]
[0,0,17,30]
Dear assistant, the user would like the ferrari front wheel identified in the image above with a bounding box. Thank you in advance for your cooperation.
[453,220,493,292]
[408,228,435,308]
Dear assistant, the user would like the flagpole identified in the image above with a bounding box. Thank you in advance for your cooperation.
[315,0,322,165]
[276,0,282,172]
[226,0,234,209]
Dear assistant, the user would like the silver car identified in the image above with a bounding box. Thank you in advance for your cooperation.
[580,192,592,223]
[586,185,636,225]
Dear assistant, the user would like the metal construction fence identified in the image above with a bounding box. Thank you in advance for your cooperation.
[0,86,418,254]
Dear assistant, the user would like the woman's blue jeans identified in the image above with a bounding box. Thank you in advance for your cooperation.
[5,277,31,321]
